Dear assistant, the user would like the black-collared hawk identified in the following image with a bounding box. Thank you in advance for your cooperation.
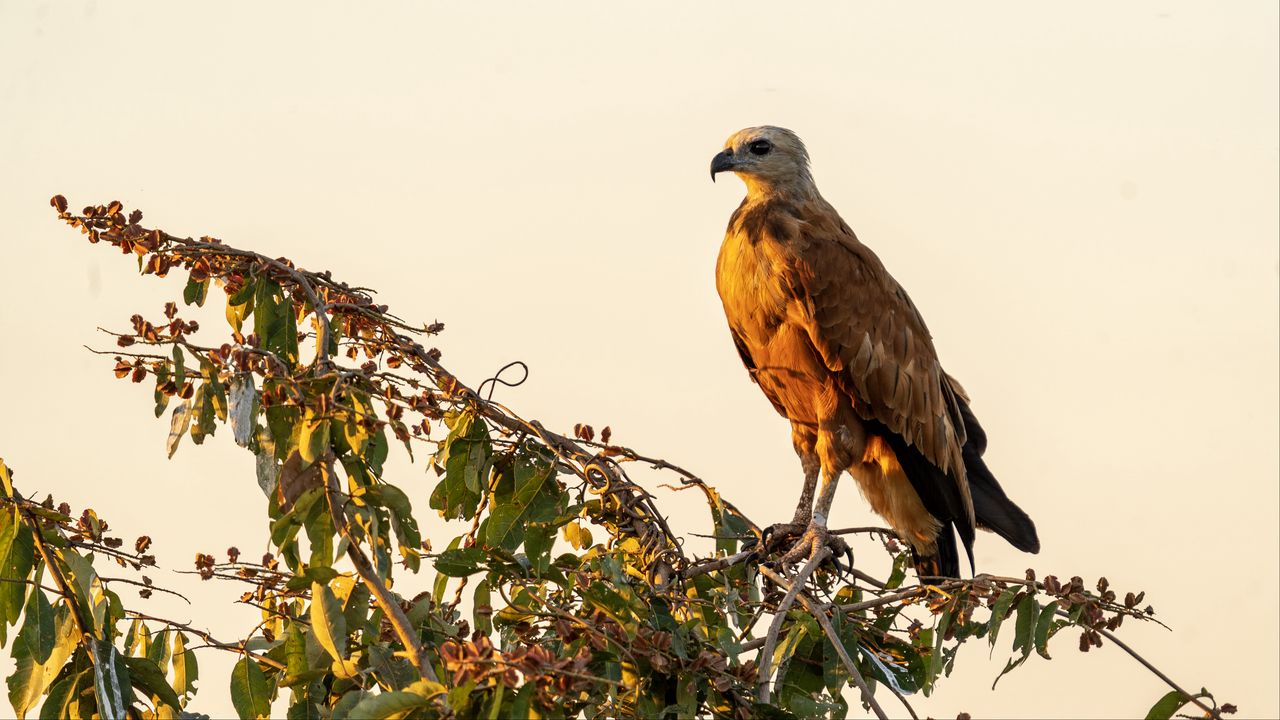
[710,126,1039,577]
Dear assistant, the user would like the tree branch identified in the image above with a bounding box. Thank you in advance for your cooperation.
[757,548,831,705]
[758,565,893,720]
[1056,608,1221,720]
[322,458,440,683]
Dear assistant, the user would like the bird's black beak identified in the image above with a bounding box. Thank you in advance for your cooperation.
[710,149,736,181]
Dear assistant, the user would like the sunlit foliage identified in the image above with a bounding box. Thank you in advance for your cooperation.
[0,197,1235,719]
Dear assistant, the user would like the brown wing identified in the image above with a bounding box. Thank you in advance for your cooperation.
[786,199,974,524]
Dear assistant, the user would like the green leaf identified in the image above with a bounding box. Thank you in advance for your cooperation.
[226,278,257,333]
[331,689,369,718]
[0,510,32,642]
[885,552,908,590]
[310,581,348,662]
[172,345,186,388]
[0,505,19,586]
[254,280,299,366]
[1145,690,1190,720]
[432,538,461,605]
[924,605,955,695]
[484,450,554,549]
[434,547,486,577]
[39,664,90,720]
[298,413,330,469]
[230,656,271,720]
[171,632,197,704]
[153,365,171,418]
[473,580,492,636]
[986,589,1017,651]
[430,412,490,520]
[265,385,300,462]
[19,586,54,664]
[271,486,323,551]
[123,655,182,714]
[284,623,308,684]
[285,565,340,592]
[366,428,389,476]
[1011,594,1038,654]
[189,384,214,445]
[510,684,537,720]
[372,484,420,566]
[183,275,209,306]
[7,603,76,719]
[166,399,193,459]
[346,689,433,718]
[338,578,371,637]
[341,392,373,457]
[522,522,555,575]
[204,359,227,423]
[483,504,522,551]
[991,594,1039,689]
[303,499,335,570]
[56,549,103,635]
[1034,601,1060,659]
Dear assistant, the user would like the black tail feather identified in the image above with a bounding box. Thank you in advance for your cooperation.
[910,522,961,579]
[966,447,1040,553]
[875,424,975,578]
[954,400,1040,554]
[874,396,1039,579]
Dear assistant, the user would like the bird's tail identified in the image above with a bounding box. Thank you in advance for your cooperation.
[910,525,960,580]
[966,447,1040,553]
[951,396,1040,554]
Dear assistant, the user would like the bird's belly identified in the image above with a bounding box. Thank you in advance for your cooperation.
[743,321,836,427]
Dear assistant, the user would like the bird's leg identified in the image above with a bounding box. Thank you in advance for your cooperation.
[780,467,850,564]
[790,456,820,525]
[761,455,820,553]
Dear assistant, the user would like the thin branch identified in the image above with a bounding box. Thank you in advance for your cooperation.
[757,548,830,705]
[1057,609,1221,720]
[100,576,191,604]
[682,550,754,580]
[758,565,892,720]
[0,576,63,594]
[829,526,898,538]
[123,611,286,671]
[322,458,440,683]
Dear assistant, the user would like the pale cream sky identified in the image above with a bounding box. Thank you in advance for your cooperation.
[2,2,1277,718]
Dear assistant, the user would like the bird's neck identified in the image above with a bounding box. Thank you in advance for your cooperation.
[741,174,822,204]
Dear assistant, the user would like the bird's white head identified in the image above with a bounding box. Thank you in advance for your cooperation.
[710,126,817,200]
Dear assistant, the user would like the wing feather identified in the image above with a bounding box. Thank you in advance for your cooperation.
[785,199,974,525]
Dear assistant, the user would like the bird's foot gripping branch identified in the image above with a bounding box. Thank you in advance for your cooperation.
[0,195,1234,719]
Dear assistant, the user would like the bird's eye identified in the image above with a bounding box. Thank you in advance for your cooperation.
[749,140,772,156]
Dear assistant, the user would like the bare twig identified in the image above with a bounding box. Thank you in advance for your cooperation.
[757,548,831,704]
[322,458,439,683]
[682,549,754,580]
[100,576,190,604]
[759,565,893,720]
[829,526,898,538]
[123,611,286,671]
[1057,609,1221,720]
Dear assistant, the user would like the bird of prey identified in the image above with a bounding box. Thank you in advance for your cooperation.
[710,126,1039,577]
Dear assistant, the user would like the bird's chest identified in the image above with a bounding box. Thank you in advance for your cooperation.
[715,231,794,342]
